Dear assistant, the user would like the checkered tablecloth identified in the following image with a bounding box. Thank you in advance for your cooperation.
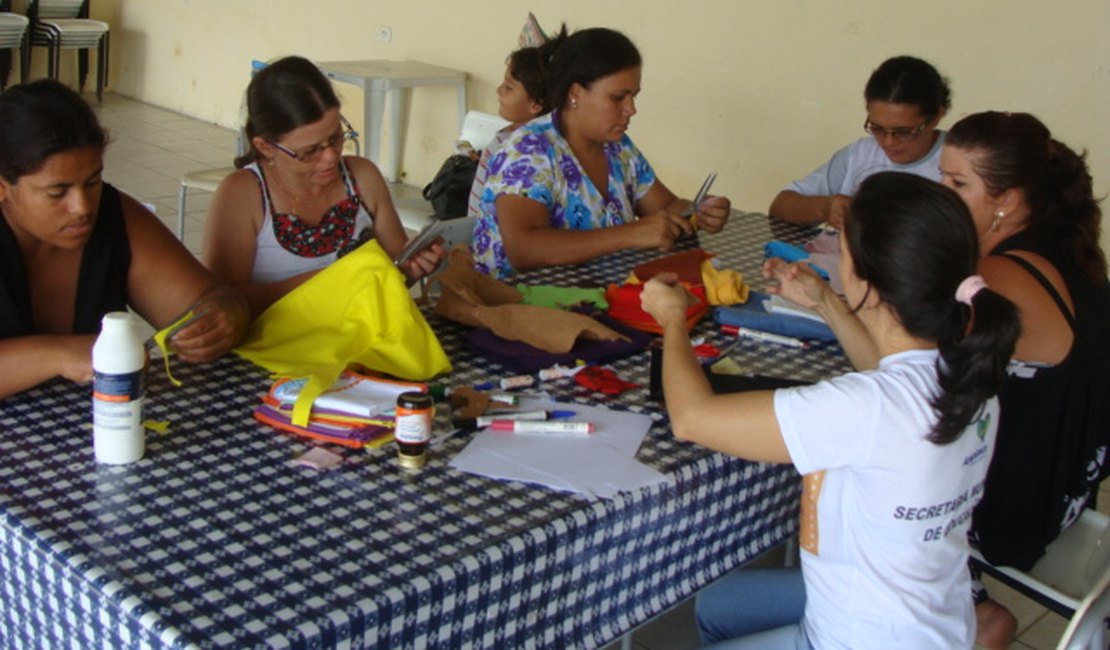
[0,214,851,649]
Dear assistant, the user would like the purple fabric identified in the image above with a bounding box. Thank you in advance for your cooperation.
[463,313,653,374]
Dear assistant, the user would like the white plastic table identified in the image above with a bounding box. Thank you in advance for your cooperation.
[318,59,467,182]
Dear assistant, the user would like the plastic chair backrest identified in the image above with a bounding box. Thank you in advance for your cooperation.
[35,0,85,20]
[458,110,509,152]
[1058,560,1110,650]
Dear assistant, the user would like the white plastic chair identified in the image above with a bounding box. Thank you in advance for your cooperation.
[1059,560,1110,650]
[0,1,29,89]
[395,110,508,235]
[27,0,108,102]
[970,508,1110,649]
[457,109,510,154]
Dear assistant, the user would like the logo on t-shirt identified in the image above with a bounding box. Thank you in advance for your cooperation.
[800,470,825,555]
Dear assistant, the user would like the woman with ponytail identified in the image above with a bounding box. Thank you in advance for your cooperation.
[641,172,1020,649]
[941,111,1110,648]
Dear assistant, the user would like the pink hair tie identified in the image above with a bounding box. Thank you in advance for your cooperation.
[956,275,988,306]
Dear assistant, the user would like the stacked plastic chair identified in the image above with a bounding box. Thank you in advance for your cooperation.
[27,0,108,102]
[0,0,29,89]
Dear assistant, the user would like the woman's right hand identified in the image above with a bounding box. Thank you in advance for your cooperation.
[762,258,831,310]
[633,211,694,251]
[55,334,97,384]
[824,195,852,230]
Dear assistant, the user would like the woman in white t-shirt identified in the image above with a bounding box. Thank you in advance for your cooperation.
[769,56,951,230]
[641,172,1021,649]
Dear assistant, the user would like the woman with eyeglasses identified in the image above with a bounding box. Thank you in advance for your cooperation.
[769,56,950,230]
[940,112,1110,649]
[0,80,248,398]
[470,27,731,279]
[204,56,444,317]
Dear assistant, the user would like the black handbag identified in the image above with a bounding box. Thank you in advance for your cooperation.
[422,154,478,220]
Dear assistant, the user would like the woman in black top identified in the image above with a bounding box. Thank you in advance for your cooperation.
[940,111,1110,649]
[0,80,248,398]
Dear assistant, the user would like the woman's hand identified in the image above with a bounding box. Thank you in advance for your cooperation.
[169,286,250,363]
[633,212,694,251]
[824,195,852,230]
[694,195,730,233]
[640,273,690,331]
[762,258,832,310]
[399,241,447,280]
[56,335,97,383]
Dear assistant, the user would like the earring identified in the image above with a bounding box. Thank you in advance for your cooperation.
[571,98,578,109]
[990,209,1005,231]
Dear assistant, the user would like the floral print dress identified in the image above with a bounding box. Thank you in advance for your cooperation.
[471,112,656,278]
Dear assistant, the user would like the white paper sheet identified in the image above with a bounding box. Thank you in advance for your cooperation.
[448,398,670,499]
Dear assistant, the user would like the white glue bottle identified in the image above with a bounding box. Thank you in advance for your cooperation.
[92,311,145,464]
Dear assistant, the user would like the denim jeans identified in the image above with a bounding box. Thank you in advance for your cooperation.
[696,567,812,649]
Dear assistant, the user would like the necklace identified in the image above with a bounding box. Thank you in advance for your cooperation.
[266,165,339,207]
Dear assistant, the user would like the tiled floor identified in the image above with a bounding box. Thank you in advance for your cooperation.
[91,91,1096,650]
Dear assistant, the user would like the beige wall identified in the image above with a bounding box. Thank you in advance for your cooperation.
[89,1,1109,253]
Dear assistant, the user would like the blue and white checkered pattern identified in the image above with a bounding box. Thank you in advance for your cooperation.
[0,215,850,648]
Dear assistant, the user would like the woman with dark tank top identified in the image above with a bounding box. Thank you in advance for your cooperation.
[203,56,445,318]
[940,111,1110,650]
[0,80,248,398]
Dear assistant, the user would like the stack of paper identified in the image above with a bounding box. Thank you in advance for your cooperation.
[449,398,670,499]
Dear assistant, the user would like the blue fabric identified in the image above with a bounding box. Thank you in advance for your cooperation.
[762,241,829,280]
[714,292,836,341]
[697,567,809,648]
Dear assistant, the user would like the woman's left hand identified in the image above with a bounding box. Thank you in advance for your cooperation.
[694,195,730,233]
[400,241,447,280]
[169,286,249,362]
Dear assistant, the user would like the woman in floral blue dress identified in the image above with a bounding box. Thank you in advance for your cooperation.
[471,27,732,279]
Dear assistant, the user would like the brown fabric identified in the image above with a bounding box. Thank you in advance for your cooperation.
[434,246,627,354]
[631,249,712,284]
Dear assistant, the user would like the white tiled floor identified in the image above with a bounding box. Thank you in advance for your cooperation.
[92,91,1093,650]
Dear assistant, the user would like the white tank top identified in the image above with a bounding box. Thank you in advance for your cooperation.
[247,160,375,283]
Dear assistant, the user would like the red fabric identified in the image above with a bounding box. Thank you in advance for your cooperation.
[605,283,709,334]
[574,366,640,395]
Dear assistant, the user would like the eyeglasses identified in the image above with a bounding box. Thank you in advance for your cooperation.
[269,116,359,163]
[863,118,929,143]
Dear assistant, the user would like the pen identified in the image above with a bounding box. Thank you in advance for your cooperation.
[452,410,576,430]
[727,326,809,349]
[489,420,594,434]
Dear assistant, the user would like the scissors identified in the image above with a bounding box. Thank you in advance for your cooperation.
[681,171,718,219]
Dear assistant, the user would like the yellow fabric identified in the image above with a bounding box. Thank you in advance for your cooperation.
[151,309,198,387]
[236,241,451,426]
[700,259,750,306]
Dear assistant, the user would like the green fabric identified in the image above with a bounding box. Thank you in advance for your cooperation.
[515,284,607,310]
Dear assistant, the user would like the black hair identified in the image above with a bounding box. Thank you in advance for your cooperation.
[234,55,341,168]
[506,24,568,114]
[864,56,951,119]
[546,27,641,113]
[0,79,109,184]
[846,172,1020,444]
[946,111,1106,282]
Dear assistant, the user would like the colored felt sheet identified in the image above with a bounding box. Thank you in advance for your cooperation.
[463,313,652,374]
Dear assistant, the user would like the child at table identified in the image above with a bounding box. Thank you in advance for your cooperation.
[640,172,1020,649]
[466,22,567,219]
